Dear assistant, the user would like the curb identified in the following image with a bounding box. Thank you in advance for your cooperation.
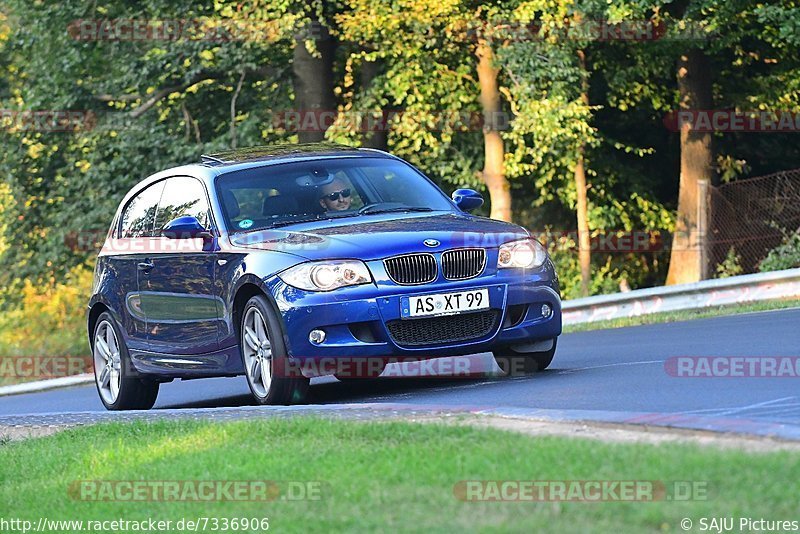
[481,406,800,441]
[0,374,94,397]
[0,403,798,441]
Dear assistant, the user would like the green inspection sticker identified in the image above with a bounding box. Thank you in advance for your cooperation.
[238,219,254,229]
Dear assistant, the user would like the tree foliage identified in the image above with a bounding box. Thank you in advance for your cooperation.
[1,0,799,302]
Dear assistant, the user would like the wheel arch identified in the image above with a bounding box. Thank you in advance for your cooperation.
[87,301,110,348]
[231,278,293,356]
[232,282,265,335]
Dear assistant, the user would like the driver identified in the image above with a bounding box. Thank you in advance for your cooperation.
[318,178,353,212]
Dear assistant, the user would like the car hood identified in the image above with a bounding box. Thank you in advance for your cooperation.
[229,212,528,261]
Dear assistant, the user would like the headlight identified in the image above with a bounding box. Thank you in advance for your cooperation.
[278,260,372,291]
[498,239,547,269]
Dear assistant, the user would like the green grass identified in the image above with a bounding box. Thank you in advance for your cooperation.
[564,298,800,333]
[0,418,797,533]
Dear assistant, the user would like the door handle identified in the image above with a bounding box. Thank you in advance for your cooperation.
[137,260,155,273]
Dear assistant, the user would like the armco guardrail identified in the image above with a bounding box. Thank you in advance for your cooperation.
[562,268,800,324]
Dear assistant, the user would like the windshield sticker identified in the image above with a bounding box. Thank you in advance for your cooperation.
[238,219,254,229]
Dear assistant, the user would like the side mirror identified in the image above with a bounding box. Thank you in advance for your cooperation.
[162,216,213,239]
[451,188,484,212]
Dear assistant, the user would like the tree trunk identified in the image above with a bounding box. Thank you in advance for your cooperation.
[359,58,389,151]
[476,40,511,222]
[292,19,335,144]
[666,48,713,285]
[575,49,591,297]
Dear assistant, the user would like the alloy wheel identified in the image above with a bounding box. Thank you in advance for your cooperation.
[242,306,273,398]
[93,320,122,404]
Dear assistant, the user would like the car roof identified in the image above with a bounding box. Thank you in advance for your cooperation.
[200,142,382,166]
[162,143,396,181]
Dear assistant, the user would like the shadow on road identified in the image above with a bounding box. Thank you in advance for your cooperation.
[310,374,503,403]
[156,373,516,410]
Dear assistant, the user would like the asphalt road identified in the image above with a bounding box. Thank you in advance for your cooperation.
[1,308,799,429]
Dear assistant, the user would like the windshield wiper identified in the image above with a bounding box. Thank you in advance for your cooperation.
[266,215,325,228]
[325,211,361,220]
[359,206,435,215]
[266,211,363,228]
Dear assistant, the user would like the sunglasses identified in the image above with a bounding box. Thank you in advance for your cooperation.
[322,188,351,201]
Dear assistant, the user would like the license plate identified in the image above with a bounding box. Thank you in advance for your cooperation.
[401,288,490,319]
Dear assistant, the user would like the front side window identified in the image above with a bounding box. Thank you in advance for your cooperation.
[119,181,165,238]
[215,158,454,233]
[153,177,211,234]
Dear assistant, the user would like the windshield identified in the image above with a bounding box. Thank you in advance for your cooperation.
[215,157,455,232]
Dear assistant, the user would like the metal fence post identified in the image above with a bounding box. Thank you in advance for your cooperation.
[698,179,709,280]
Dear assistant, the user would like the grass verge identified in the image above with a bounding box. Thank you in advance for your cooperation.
[0,418,797,532]
[564,298,800,333]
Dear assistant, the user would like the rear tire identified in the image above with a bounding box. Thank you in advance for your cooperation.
[240,295,309,405]
[493,338,557,376]
[92,312,159,411]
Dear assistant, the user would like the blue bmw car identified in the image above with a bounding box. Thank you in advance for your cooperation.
[88,144,561,409]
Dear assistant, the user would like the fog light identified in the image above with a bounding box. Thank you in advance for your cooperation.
[541,304,552,318]
[309,329,326,344]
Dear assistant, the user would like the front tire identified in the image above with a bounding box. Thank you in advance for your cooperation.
[92,312,159,410]
[241,295,309,405]
[493,338,557,376]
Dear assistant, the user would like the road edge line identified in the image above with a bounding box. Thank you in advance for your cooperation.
[0,374,94,397]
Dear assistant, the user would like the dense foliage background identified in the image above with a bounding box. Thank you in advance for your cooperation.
[0,0,799,356]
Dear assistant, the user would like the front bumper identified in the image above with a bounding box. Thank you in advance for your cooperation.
[267,264,562,365]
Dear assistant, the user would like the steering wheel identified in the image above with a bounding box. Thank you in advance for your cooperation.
[357,203,382,214]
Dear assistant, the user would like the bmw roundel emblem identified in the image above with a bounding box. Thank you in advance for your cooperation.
[423,239,440,248]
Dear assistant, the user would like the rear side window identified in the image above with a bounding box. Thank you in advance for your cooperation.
[119,181,165,238]
[153,176,211,234]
